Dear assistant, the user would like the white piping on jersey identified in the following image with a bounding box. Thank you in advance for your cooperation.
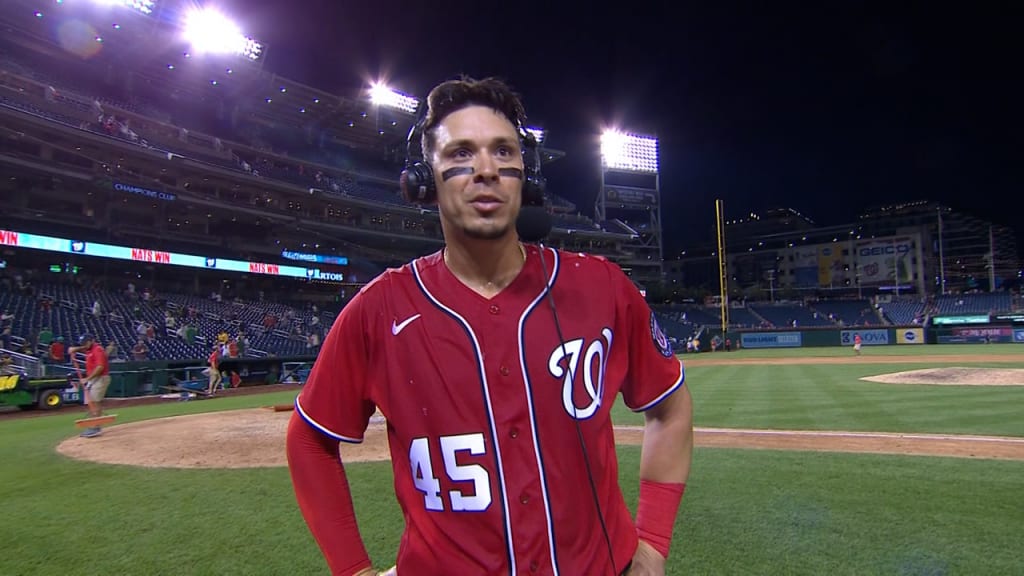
[294,395,365,444]
[630,358,686,412]
[515,245,562,575]
[411,258,517,576]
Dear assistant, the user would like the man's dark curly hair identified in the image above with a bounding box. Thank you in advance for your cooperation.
[421,76,528,161]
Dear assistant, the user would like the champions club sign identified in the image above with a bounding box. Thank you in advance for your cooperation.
[113,182,177,202]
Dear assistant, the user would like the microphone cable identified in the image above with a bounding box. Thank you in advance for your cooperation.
[536,243,618,576]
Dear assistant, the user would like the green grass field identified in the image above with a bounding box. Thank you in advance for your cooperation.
[2,345,1022,575]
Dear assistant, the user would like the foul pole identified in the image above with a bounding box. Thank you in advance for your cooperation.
[715,199,729,337]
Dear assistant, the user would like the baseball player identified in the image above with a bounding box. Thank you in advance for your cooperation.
[68,334,110,438]
[287,77,694,576]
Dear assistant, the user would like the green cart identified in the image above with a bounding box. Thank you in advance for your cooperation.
[0,373,80,410]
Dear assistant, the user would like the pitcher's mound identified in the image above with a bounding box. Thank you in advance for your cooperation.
[56,409,392,469]
[861,367,1024,386]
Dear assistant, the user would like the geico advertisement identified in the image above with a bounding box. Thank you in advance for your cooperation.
[855,237,914,284]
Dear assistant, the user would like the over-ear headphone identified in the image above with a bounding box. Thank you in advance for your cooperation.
[399,112,546,207]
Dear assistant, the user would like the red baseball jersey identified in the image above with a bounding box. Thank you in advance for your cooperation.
[297,245,685,576]
[85,344,109,377]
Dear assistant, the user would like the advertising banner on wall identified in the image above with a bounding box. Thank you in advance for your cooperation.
[817,245,846,287]
[855,236,914,286]
[896,328,924,344]
[1014,329,1024,343]
[789,247,819,288]
[741,332,802,348]
[937,327,1014,344]
[841,329,890,346]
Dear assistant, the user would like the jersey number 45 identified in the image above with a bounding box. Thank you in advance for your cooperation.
[410,434,491,512]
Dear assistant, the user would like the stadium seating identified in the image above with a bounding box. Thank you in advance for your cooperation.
[0,52,585,215]
[0,281,330,363]
[725,307,764,329]
[934,293,1013,315]
[807,299,882,326]
[880,297,928,325]
[746,303,833,328]
[653,311,700,347]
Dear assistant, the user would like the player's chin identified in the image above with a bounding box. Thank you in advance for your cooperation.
[461,218,512,240]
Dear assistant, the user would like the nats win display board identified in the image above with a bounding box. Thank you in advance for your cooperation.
[0,229,343,282]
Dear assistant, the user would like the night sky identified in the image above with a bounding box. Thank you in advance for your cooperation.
[217,1,1021,256]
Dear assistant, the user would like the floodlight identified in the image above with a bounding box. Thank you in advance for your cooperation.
[368,83,419,114]
[92,0,156,15]
[525,127,546,145]
[600,130,658,173]
[183,8,263,60]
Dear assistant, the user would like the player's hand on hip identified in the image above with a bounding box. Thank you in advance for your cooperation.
[627,539,666,576]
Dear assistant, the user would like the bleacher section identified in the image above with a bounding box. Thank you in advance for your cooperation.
[807,299,882,326]
[652,312,698,349]
[881,298,928,325]
[725,307,762,328]
[0,283,329,362]
[934,293,1013,315]
[746,303,833,328]
[0,52,590,221]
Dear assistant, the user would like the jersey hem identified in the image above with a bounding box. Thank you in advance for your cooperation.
[630,359,686,412]
[293,396,365,444]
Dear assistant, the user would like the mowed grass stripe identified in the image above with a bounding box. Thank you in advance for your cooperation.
[802,364,907,431]
[657,446,1024,576]
[686,343,1023,359]
[673,363,1024,437]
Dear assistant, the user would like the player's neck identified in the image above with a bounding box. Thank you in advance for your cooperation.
[443,236,526,298]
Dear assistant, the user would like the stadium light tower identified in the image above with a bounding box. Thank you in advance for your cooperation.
[368,82,420,114]
[182,8,264,61]
[596,129,664,284]
[92,0,157,15]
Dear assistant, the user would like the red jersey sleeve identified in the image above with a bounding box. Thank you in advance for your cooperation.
[294,290,377,443]
[612,265,686,412]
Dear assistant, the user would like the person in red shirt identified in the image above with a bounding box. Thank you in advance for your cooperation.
[287,77,693,576]
[207,344,222,395]
[68,334,110,438]
[49,337,65,363]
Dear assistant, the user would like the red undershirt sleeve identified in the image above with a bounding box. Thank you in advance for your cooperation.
[286,412,373,576]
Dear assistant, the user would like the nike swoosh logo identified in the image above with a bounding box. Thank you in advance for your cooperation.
[391,314,421,336]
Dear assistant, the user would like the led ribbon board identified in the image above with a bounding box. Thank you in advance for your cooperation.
[0,229,340,281]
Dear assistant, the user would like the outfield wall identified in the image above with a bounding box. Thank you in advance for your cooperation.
[732,325,1023,348]
[41,354,317,399]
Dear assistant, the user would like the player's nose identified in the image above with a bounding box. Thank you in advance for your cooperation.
[472,152,500,183]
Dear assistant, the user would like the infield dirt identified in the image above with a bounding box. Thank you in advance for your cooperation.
[55,354,1024,468]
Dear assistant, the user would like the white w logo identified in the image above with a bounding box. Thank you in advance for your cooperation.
[548,328,613,420]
